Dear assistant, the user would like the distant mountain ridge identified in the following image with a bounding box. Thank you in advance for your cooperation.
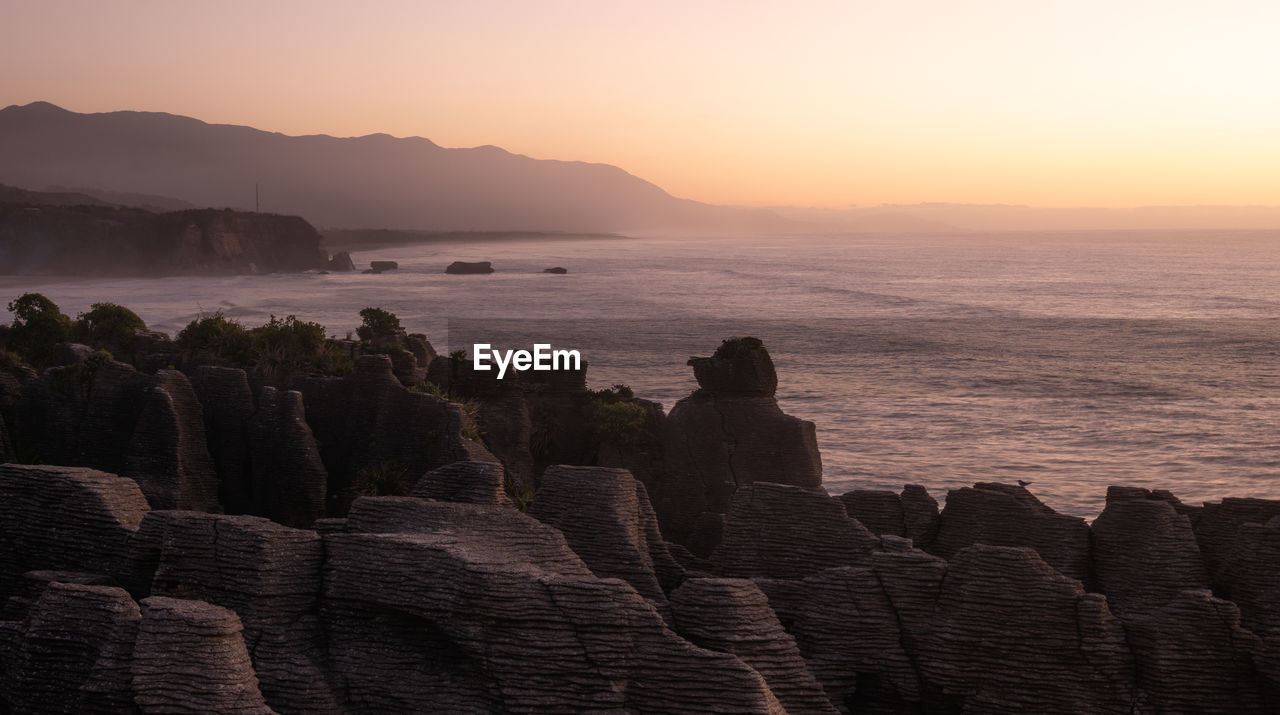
[0,101,788,234]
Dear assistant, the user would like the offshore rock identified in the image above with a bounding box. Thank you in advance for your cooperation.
[247,387,328,527]
[293,354,495,512]
[930,482,1091,583]
[1091,486,1209,615]
[411,459,513,506]
[670,578,835,714]
[133,596,274,714]
[0,464,149,601]
[123,511,336,712]
[713,482,879,579]
[928,544,1136,712]
[654,340,821,552]
[326,251,354,272]
[1125,589,1267,712]
[2,582,140,713]
[445,260,495,274]
[530,465,685,616]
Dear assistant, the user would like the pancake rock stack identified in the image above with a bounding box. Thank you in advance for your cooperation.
[1,338,1280,711]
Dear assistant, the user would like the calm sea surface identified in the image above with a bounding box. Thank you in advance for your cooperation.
[7,230,1280,518]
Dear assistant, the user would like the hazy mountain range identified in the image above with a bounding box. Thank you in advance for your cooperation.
[2,101,1279,234]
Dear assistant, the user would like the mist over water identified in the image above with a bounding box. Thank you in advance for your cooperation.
[7,230,1280,518]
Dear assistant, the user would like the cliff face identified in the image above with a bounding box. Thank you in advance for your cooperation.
[0,198,328,276]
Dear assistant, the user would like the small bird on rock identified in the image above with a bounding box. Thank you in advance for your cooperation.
[1017,480,1031,487]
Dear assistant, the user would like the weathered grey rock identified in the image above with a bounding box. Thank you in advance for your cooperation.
[531,465,685,617]
[1126,589,1267,712]
[369,260,398,272]
[1,569,116,622]
[3,582,140,713]
[411,459,512,505]
[0,464,149,601]
[133,596,274,714]
[543,266,567,274]
[247,387,327,527]
[122,511,336,712]
[293,354,495,512]
[1194,497,1280,580]
[326,251,354,272]
[1092,486,1209,615]
[839,489,906,536]
[930,482,1091,584]
[900,483,941,547]
[122,369,222,512]
[687,337,778,396]
[190,365,255,514]
[670,578,835,714]
[929,545,1135,712]
[322,529,784,712]
[791,567,920,711]
[713,482,879,579]
[655,381,822,552]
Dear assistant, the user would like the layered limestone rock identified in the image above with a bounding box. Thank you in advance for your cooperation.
[530,465,685,616]
[9,361,220,512]
[123,511,336,712]
[900,484,941,547]
[246,387,327,527]
[1125,589,1267,712]
[652,338,823,552]
[132,596,274,713]
[411,459,513,506]
[323,507,785,712]
[293,354,495,511]
[425,358,535,495]
[190,365,256,514]
[928,545,1136,712]
[0,464,149,601]
[929,482,1091,583]
[838,489,906,536]
[1194,497,1280,581]
[670,578,835,714]
[1091,486,1209,615]
[1219,516,1280,696]
[713,482,880,579]
[2,582,140,713]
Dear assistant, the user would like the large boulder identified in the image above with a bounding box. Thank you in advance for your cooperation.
[411,460,512,506]
[930,482,1091,583]
[246,387,328,527]
[530,465,685,617]
[132,596,274,714]
[712,482,879,579]
[445,260,495,274]
[0,464,149,601]
[670,578,835,714]
[1091,486,1209,615]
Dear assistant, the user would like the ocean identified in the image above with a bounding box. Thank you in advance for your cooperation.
[7,229,1280,518]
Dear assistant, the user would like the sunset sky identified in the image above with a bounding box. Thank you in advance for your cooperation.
[3,0,1277,208]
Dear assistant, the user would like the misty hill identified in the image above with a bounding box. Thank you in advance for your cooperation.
[0,185,328,276]
[0,102,788,235]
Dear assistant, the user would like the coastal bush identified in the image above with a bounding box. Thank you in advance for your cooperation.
[0,349,27,373]
[4,293,72,367]
[714,336,764,359]
[73,302,146,355]
[357,306,401,342]
[353,460,408,497]
[582,384,647,449]
[176,311,253,364]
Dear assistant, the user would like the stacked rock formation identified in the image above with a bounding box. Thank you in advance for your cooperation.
[652,337,823,554]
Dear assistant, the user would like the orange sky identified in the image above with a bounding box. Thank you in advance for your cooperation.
[3,0,1278,208]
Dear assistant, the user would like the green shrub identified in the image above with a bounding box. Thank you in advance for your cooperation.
[357,307,401,342]
[353,460,408,497]
[714,336,764,360]
[176,311,252,363]
[583,398,647,449]
[73,303,146,351]
[5,293,72,367]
